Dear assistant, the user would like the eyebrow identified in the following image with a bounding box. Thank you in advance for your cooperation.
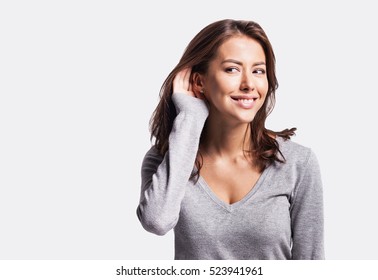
[222,59,266,67]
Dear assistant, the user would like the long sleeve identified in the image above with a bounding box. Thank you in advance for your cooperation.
[137,93,209,235]
[290,150,325,259]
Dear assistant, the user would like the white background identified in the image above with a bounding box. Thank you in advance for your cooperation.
[1,0,377,260]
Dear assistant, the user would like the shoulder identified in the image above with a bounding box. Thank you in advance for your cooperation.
[275,136,319,172]
[273,137,322,197]
[276,136,311,160]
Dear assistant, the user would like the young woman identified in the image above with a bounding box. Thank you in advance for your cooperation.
[137,19,324,260]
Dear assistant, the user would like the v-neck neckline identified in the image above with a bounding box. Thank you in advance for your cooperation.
[196,163,273,213]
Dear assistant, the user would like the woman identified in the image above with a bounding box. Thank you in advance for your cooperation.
[137,19,324,260]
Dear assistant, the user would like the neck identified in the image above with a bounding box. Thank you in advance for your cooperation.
[201,115,252,160]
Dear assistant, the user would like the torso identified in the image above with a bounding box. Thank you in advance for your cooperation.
[173,137,317,260]
[198,154,262,205]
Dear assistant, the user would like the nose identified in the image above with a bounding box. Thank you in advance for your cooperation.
[240,72,255,93]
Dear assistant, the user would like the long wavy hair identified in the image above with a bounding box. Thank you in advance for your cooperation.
[150,19,296,179]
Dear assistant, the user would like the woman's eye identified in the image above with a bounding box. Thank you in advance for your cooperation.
[254,69,266,75]
[225,67,238,73]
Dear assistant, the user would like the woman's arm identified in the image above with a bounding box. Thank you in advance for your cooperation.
[290,150,325,259]
[137,70,209,236]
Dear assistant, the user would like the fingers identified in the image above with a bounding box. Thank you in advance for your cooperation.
[173,68,188,91]
[173,68,195,97]
[182,68,191,91]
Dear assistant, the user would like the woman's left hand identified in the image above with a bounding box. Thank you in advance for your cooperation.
[173,68,205,100]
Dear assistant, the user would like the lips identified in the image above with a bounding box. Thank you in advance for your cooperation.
[230,95,258,109]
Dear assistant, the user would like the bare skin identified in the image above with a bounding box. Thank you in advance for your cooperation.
[173,36,268,205]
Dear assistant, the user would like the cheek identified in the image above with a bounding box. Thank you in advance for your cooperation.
[204,77,230,102]
[207,71,240,91]
[258,79,269,98]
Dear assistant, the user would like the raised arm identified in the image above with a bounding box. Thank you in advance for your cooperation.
[137,69,209,235]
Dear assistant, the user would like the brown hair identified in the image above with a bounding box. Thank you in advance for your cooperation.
[150,19,296,178]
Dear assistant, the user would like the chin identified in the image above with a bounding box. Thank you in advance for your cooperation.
[232,114,257,125]
[239,111,258,122]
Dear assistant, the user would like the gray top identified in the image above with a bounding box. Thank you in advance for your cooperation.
[137,92,324,260]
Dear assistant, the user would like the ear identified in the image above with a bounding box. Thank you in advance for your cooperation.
[192,72,205,98]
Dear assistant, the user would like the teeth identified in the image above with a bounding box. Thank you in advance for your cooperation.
[240,99,253,103]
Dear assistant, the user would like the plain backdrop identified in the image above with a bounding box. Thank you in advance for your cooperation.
[1,0,377,260]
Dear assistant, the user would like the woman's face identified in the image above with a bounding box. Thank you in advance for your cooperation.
[202,35,268,125]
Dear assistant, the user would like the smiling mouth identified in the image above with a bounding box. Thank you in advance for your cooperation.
[230,97,257,102]
[230,96,258,109]
[231,98,255,103]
